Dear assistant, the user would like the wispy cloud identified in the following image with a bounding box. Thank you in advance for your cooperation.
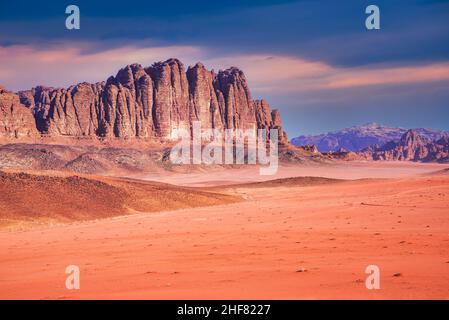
[0,43,203,91]
[203,54,449,93]
[326,63,449,89]
[2,43,448,94]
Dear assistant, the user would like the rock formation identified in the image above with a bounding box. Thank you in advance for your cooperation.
[358,129,449,162]
[0,59,287,143]
[291,122,447,152]
[0,86,38,139]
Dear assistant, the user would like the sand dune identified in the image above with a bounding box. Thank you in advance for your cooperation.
[425,168,449,176]
[211,176,344,189]
[0,170,238,228]
[140,161,447,187]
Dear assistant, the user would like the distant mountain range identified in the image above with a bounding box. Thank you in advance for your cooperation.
[358,129,449,163]
[291,123,448,152]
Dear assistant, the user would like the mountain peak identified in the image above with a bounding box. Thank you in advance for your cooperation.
[292,123,447,152]
[360,122,381,128]
[0,58,287,143]
[399,129,430,147]
[358,128,449,162]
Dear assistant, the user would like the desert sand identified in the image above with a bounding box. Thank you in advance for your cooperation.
[0,161,448,299]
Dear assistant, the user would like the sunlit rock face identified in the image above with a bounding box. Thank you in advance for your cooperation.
[0,86,38,139]
[2,58,287,143]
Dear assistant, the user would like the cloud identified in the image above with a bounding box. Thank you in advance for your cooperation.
[0,43,203,91]
[203,54,449,94]
[1,42,448,98]
[2,0,448,70]
[326,63,449,89]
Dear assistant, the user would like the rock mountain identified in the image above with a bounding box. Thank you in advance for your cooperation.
[291,122,447,152]
[358,129,449,163]
[0,58,287,143]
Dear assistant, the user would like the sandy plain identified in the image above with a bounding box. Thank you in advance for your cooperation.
[0,161,448,299]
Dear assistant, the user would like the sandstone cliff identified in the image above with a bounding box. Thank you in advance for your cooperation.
[0,86,38,139]
[0,59,287,143]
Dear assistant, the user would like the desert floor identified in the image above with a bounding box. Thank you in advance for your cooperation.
[0,161,448,299]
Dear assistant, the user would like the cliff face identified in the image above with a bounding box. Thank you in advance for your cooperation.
[358,130,449,162]
[1,58,287,143]
[0,86,38,139]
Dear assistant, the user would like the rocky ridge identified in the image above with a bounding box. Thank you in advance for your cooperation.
[357,129,449,162]
[0,59,287,143]
[291,122,446,152]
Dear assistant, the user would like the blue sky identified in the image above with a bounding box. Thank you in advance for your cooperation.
[0,0,448,136]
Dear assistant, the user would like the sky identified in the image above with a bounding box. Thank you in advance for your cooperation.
[0,0,448,137]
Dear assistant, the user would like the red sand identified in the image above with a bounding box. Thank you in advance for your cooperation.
[0,162,448,299]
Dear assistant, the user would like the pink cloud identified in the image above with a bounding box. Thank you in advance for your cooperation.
[0,43,202,91]
[326,63,449,89]
[1,43,448,95]
[204,54,449,93]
